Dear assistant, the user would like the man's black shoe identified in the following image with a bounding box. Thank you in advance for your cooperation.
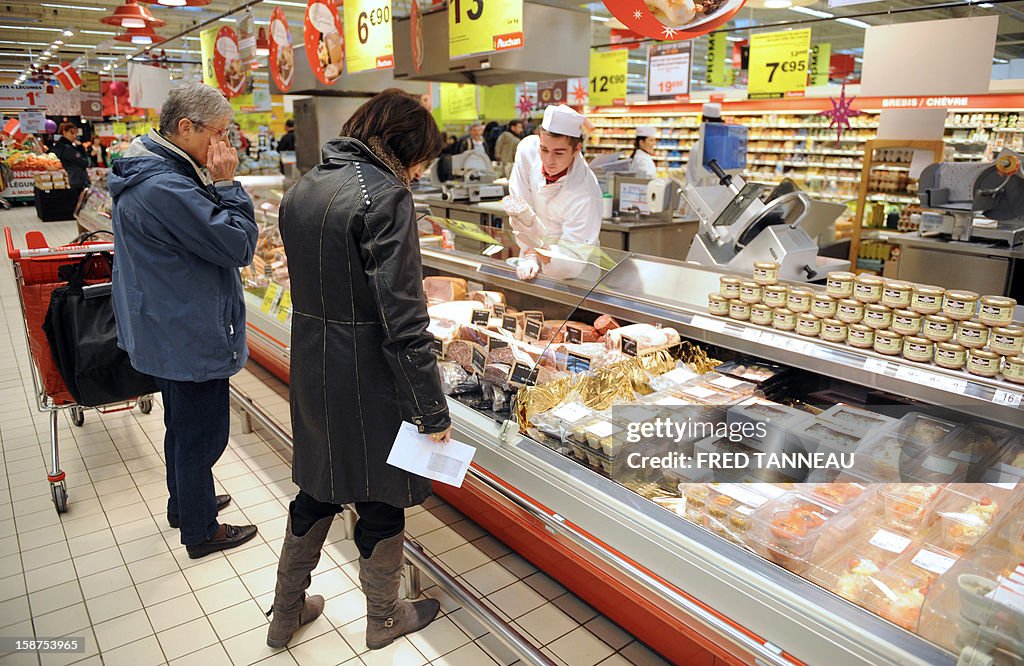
[186,524,258,559]
[168,494,232,529]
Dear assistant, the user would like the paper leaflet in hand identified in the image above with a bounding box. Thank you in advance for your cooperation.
[386,422,475,488]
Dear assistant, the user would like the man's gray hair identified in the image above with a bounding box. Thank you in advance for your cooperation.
[159,82,233,136]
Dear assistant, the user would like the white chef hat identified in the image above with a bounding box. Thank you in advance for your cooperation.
[702,103,722,120]
[542,104,585,138]
[636,125,658,138]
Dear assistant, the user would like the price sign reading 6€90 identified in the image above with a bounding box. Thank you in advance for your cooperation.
[748,29,811,99]
[344,0,393,73]
[449,0,523,60]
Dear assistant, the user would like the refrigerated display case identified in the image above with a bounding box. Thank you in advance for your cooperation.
[239,181,1023,666]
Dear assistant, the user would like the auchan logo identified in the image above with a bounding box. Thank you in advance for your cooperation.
[494,32,523,51]
[376,55,394,69]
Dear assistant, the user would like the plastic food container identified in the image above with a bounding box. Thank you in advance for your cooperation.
[903,336,935,363]
[807,530,917,603]
[911,285,945,315]
[670,382,739,406]
[787,288,813,314]
[906,454,969,484]
[789,418,863,456]
[797,313,821,337]
[811,483,874,510]
[726,399,809,453]
[979,295,1017,327]
[943,290,980,321]
[773,308,797,331]
[826,271,856,299]
[708,293,730,317]
[865,547,957,631]
[837,299,865,324]
[719,275,742,300]
[863,304,893,330]
[821,319,848,343]
[874,330,903,356]
[729,301,752,321]
[1004,355,1024,384]
[680,484,713,523]
[648,365,699,392]
[940,422,1013,467]
[935,342,967,370]
[991,326,1024,357]
[922,314,956,343]
[935,488,1002,552]
[750,303,774,326]
[881,484,943,532]
[698,372,759,398]
[763,285,788,308]
[892,309,922,336]
[752,261,780,285]
[854,275,884,304]
[714,359,788,385]
[811,294,838,319]
[853,432,929,482]
[966,349,1001,377]
[882,281,914,310]
[955,319,990,350]
[749,494,840,573]
[819,403,894,437]
[739,280,763,304]
[701,485,763,543]
[847,324,875,349]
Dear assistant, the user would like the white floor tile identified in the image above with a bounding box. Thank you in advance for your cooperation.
[405,615,471,661]
[84,586,142,624]
[169,642,233,666]
[137,570,192,606]
[182,556,237,591]
[208,598,268,641]
[460,562,517,597]
[100,634,166,666]
[93,608,154,652]
[156,616,220,661]
[220,625,288,666]
[486,581,547,619]
[547,626,614,666]
[195,577,252,614]
[288,628,356,666]
[360,636,426,666]
[515,603,578,646]
[145,591,205,633]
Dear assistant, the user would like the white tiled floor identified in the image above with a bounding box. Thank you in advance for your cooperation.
[0,206,672,666]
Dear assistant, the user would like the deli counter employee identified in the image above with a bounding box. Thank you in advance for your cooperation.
[505,105,603,281]
[630,125,658,179]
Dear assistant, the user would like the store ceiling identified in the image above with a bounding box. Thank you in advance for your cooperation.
[0,0,1022,87]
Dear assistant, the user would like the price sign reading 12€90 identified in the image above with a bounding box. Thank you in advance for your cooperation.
[589,49,627,107]
[748,29,811,99]
[449,0,523,60]
[345,0,393,72]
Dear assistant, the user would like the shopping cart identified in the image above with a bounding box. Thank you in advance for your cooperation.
[4,227,153,513]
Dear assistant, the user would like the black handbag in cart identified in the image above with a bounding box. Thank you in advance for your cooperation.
[42,251,158,407]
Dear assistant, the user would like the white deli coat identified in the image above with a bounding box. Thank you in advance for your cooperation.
[508,135,603,279]
[630,149,657,179]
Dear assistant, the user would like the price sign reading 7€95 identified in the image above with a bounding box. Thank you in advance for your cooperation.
[344,0,393,72]
[449,0,523,60]
[748,29,811,99]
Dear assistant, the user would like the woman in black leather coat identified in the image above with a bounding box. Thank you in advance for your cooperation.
[267,90,451,651]
[53,122,91,189]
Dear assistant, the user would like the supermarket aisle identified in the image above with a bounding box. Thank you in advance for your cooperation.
[0,206,668,666]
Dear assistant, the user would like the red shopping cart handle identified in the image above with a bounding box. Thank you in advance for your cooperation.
[5,227,114,259]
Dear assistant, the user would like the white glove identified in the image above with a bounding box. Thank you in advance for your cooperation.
[502,195,544,251]
[516,255,540,281]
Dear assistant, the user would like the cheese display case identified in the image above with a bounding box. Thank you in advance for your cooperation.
[240,182,1023,666]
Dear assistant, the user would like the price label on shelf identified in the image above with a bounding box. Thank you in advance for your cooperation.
[741,327,762,342]
[863,358,890,375]
[869,529,912,554]
[589,49,628,107]
[345,0,394,72]
[449,0,522,60]
[992,389,1023,407]
[691,315,727,334]
[260,283,282,314]
[748,29,811,99]
[927,375,968,394]
[895,365,931,384]
[911,548,958,576]
[276,291,292,323]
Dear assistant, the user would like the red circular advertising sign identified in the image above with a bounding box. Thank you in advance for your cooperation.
[602,0,746,41]
[304,0,344,85]
[411,0,423,74]
[270,8,294,92]
[213,26,246,98]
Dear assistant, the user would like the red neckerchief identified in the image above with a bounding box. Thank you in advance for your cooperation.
[542,166,569,184]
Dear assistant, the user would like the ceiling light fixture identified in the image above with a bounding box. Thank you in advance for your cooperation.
[41,3,107,10]
[114,26,164,45]
[263,0,306,6]
[101,0,165,29]
[136,0,210,7]
[764,0,793,8]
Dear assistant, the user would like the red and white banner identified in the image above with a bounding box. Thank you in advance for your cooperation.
[2,117,26,141]
[51,61,82,91]
[601,0,745,41]
[305,0,344,85]
[214,27,246,98]
[269,8,294,92]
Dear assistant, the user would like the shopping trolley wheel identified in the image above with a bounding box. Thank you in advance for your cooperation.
[51,481,67,514]
[139,396,153,414]
[70,406,84,427]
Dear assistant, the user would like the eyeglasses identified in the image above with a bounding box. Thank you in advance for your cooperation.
[190,120,229,138]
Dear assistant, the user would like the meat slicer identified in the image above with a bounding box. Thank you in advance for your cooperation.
[684,161,850,281]
[430,151,507,202]
[918,149,1024,246]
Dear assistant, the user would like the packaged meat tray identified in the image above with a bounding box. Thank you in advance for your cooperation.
[605,324,681,355]
[852,430,931,482]
[423,276,468,304]
[809,482,876,511]
[648,364,699,392]
[714,358,788,385]
[695,372,759,399]
[938,422,1014,468]
[879,483,944,533]
[532,400,596,441]
[748,493,843,574]
[699,483,781,545]
[787,418,863,457]
[818,403,896,438]
[904,454,970,484]
[668,381,741,406]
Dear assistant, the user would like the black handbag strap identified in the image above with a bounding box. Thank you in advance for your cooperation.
[58,251,113,289]
[71,230,113,245]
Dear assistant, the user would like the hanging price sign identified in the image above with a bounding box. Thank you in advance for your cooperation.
[200,28,218,90]
[269,8,294,92]
[305,0,345,85]
[748,28,811,99]
[449,0,523,60]
[647,42,691,100]
[705,31,730,87]
[809,42,831,86]
[345,0,393,72]
[589,49,628,107]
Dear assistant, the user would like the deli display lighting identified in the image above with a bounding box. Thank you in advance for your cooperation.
[101,0,166,29]
[62,28,75,36]
[41,3,106,10]
[764,0,793,8]
[264,0,306,6]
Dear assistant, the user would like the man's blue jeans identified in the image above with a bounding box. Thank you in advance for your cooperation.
[158,377,230,546]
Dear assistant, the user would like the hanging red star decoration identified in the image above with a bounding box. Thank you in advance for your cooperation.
[819,83,861,144]
[571,79,588,106]
[517,93,534,119]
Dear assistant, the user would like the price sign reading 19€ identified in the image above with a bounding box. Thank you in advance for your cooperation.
[344,0,393,72]
[449,0,523,60]
[589,49,628,107]
[748,29,811,99]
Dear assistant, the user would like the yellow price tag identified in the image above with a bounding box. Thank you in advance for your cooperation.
[345,0,394,73]
[705,32,730,87]
[449,0,523,60]
[810,43,831,87]
[276,291,292,323]
[440,83,478,122]
[748,29,811,99]
[112,122,127,135]
[200,27,219,89]
[589,50,628,108]
[260,283,281,314]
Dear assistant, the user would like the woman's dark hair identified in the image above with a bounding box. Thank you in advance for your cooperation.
[342,89,443,168]
[58,122,77,135]
[631,136,643,158]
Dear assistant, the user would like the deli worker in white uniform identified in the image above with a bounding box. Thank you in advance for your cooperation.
[504,105,603,281]
[630,125,658,179]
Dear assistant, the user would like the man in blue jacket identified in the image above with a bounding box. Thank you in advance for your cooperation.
[110,82,260,559]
